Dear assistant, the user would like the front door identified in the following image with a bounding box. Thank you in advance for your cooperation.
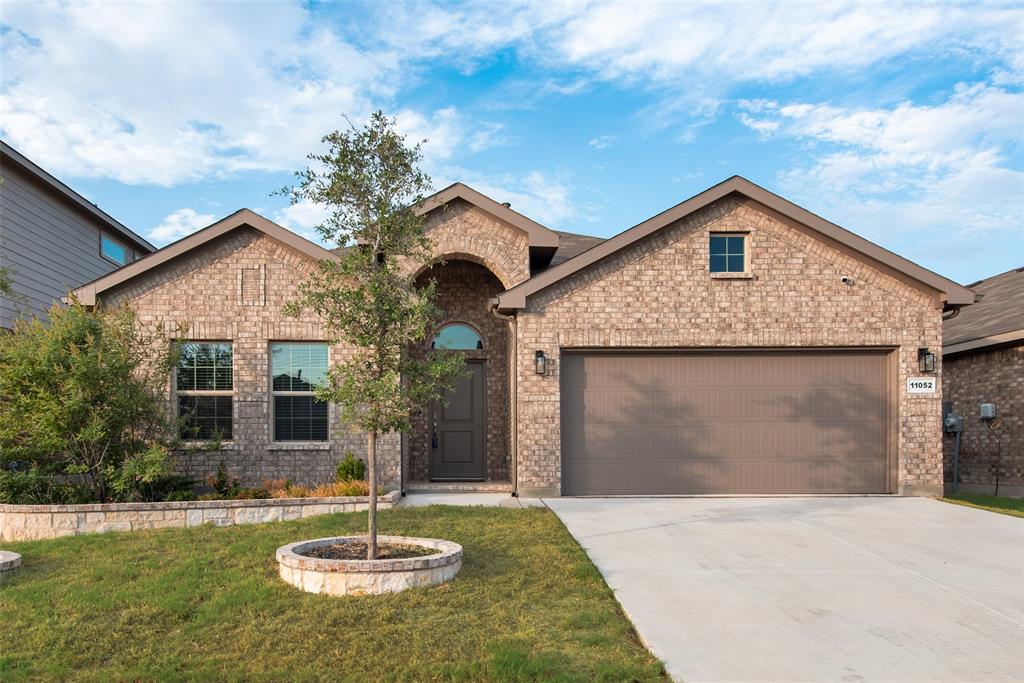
[430,360,486,480]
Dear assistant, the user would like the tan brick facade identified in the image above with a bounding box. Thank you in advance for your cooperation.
[105,227,401,488]
[942,345,1024,494]
[421,199,531,288]
[514,197,944,496]
[103,191,949,497]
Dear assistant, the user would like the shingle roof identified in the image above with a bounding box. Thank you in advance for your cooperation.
[548,230,606,268]
[943,267,1024,354]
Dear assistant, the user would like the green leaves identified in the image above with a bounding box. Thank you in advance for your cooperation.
[0,298,179,501]
[284,111,464,437]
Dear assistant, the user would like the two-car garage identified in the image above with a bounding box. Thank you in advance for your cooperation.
[560,350,894,495]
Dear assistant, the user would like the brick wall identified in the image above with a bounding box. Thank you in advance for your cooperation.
[105,228,401,488]
[421,199,531,288]
[942,345,1024,491]
[409,261,511,481]
[515,196,944,495]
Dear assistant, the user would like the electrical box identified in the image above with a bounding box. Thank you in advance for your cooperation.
[980,403,997,420]
[943,413,964,433]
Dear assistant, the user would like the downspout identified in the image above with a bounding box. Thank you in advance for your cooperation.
[491,301,518,496]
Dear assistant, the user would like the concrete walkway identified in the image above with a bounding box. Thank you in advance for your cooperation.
[546,496,1024,683]
[397,492,544,508]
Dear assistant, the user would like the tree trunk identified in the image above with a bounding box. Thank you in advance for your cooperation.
[366,430,378,560]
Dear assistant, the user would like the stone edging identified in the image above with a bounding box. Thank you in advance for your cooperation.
[0,550,21,575]
[277,535,463,573]
[276,535,463,596]
[0,490,401,542]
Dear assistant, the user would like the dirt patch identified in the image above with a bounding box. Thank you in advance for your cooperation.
[301,541,437,561]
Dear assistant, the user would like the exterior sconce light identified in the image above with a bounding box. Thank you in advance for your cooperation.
[918,347,936,373]
[535,350,547,375]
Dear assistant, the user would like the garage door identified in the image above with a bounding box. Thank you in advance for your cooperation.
[560,350,892,495]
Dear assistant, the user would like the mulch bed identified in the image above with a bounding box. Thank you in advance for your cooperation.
[302,541,437,561]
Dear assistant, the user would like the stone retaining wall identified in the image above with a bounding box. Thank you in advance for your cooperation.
[0,490,401,542]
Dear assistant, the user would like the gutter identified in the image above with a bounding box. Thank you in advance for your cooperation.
[491,300,518,496]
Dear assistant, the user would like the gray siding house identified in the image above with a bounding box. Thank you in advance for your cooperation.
[0,141,154,329]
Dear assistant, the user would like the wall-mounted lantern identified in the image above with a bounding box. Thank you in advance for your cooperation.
[918,347,936,373]
[535,350,547,375]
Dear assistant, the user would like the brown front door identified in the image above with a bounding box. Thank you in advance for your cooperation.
[561,350,892,495]
[430,360,486,480]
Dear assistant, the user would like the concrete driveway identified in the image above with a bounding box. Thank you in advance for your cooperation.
[545,497,1024,682]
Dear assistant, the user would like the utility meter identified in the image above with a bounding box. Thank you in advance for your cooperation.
[943,413,964,433]
[980,403,997,420]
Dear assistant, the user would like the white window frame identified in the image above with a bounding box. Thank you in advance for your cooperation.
[708,231,750,274]
[175,341,234,442]
[269,342,330,445]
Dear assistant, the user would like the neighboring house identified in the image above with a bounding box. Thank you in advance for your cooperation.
[72,176,973,497]
[0,141,154,329]
[942,267,1023,496]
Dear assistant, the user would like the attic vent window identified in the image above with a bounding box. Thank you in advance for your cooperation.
[240,265,265,305]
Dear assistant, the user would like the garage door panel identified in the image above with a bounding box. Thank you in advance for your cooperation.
[560,351,891,495]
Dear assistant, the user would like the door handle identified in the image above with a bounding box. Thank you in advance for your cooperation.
[431,432,438,449]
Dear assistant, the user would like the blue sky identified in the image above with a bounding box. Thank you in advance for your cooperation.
[2,1,1022,284]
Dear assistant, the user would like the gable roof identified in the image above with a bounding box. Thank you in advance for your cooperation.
[1,140,154,253]
[72,208,335,305]
[497,176,975,311]
[943,267,1024,355]
[417,182,560,249]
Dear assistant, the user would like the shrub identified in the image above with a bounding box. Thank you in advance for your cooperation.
[164,489,197,502]
[335,452,366,482]
[264,478,311,499]
[311,479,372,497]
[0,467,87,505]
[206,461,241,498]
[0,299,180,502]
[232,487,271,500]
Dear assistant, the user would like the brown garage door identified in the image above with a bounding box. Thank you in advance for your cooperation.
[560,350,892,495]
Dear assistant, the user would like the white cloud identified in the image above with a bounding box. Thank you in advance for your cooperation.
[735,83,1024,278]
[588,135,616,149]
[148,208,216,245]
[0,2,391,185]
[553,3,1022,86]
[272,199,332,243]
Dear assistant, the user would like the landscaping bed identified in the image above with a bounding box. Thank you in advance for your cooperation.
[0,490,401,541]
[0,505,666,681]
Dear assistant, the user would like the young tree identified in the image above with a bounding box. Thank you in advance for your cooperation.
[0,299,179,501]
[283,111,463,559]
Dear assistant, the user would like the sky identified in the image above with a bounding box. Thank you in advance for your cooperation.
[2,0,1022,285]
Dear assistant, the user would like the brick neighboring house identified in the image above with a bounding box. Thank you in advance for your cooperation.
[942,267,1023,497]
[0,141,154,329]
[72,176,974,497]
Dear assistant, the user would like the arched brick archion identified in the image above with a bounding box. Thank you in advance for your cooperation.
[421,199,531,288]
[408,260,511,483]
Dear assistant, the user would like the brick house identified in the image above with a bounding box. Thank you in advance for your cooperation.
[73,176,973,497]
[942,267,1023,497]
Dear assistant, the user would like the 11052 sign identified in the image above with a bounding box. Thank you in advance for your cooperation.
[907,377,936,394]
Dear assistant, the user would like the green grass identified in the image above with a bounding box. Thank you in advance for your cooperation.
[942,493,1024,518]
[0,506,666,682]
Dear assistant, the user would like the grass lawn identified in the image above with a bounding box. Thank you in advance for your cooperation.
[0,505,666,682]
[941,493,1024,518]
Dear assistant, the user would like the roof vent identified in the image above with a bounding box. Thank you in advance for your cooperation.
[501,202,511,208]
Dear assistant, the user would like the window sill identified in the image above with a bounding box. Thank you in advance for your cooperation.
[268,442,332,451]
[710,272,755,280]
[177,441,239,451]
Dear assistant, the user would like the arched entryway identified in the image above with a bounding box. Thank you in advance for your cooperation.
[408,260,511,483]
